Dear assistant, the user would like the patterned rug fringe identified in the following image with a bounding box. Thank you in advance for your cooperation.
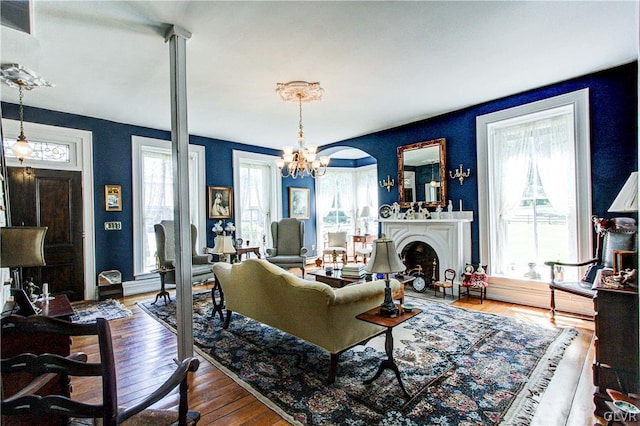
[499,327,578,425]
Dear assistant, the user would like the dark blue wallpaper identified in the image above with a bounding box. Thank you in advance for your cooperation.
[2,61,636,279]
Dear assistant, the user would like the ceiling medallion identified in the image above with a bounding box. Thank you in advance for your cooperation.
[0,64,54,164]
[275,81,329,179]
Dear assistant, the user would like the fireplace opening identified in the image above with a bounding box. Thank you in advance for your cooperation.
[401,241,439,288]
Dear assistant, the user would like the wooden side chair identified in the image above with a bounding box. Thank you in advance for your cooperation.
[1,315,200,426]
[544,217,637,320]
[322,231,348,265]
[433,268,456,299]
[459,264,488,303]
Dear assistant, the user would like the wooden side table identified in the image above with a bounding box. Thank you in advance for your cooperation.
[235,246,261,261]
[151,267,174,305]
[352,234,374,259]
[356,305,422,398]
[210,274,225,321]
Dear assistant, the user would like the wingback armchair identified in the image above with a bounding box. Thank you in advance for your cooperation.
[154,220,214,285]
[544,217,637,319]
[266,218,308,277]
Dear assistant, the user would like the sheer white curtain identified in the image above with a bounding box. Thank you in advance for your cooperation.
[238,162,271,250]
[142,149,174,271]
[490,126,532,274]
[315,169,355,251]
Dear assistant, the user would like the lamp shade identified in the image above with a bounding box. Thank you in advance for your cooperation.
[0,227,48,268]
[212,235,236,255]
[608,172,638,213]
[364,237,405,274]
[360,205,371,218]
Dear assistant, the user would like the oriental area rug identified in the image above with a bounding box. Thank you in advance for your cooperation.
[71,299,132,324]
[138,293,577,425]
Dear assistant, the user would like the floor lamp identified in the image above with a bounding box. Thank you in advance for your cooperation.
[0,226,48,291]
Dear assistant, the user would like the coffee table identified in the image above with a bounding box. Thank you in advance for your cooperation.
[357,305,422,398]
[308,270,414,303]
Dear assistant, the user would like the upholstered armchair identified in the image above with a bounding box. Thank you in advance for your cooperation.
[154,220,214,285]
[322,231,348,265]
[266,218,308,277]
[544,217,637,319]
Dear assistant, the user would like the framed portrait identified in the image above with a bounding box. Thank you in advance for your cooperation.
[208,186,232,219]
[105,185,122,212]
[289,187,310,219]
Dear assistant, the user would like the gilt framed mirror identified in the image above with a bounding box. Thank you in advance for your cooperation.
[397,138,447,208]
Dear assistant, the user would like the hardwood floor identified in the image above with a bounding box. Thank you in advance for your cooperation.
[70,283,597,425]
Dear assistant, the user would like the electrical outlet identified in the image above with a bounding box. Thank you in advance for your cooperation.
[104,221,122,231]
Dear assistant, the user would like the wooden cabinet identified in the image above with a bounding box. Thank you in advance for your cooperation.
[592,284,639,417]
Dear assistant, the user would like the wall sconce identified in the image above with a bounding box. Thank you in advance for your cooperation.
[379,175,395,192]
[449,164,471,185]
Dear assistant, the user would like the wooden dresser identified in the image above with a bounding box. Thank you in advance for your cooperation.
[592,283,639,417]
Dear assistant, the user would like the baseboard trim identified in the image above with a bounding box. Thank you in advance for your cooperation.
[485,277,594,316]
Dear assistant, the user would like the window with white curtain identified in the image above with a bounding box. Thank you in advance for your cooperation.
[477,89,591,283]
[315,165,377,252]
[132,136,206,277]
[233,151,282,252]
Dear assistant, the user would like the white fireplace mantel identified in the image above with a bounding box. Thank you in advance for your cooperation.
[378,212,473,284]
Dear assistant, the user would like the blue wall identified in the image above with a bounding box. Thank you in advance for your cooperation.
[2,61,636,278]
[322,62,638,263]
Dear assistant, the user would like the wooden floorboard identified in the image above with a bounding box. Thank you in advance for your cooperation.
[69,281,596,425]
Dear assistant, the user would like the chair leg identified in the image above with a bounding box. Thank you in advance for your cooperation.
[223,310,233,329]
[550,287,556,320]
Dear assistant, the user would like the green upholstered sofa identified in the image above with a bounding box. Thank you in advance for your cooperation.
[212,258,401,383]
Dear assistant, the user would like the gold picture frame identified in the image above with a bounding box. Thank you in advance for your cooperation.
[208,186,232,219]
[289,187,310,219]
[105,184,122,212]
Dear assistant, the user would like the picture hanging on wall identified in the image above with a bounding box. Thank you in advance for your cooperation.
[105,185,122,212]
[289,187,310,219]
[208,186,232,219]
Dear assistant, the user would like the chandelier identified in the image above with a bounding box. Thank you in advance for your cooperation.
[275,81,329,179]
[0,64,53,164]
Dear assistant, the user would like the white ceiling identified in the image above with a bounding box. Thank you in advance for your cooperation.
[1,1,637,153]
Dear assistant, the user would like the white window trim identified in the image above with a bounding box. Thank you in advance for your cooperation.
[476,88,592,283]
[232,150,283,247]
[2,119,96,299]
[131,135,206,278]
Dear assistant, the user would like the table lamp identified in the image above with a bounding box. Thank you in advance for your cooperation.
[364,237,405,317]
[0,226,48,290]
[212,235,236,263]
[608,171,638,212]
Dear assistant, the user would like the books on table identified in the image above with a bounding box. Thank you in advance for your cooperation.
[341,263,366,278]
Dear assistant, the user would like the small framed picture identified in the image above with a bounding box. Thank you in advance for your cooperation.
[289,187,310,219]
[209,186,232,219]
[105,185,122,212]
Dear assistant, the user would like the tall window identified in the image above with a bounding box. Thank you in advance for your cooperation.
[315,165,377,251]
[233,151,281,252]
[132,136,206,277]
[477,89,591,282]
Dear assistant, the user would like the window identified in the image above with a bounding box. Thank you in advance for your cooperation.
[132,136,206,277]
[316,165,377,251]
[233,151,282,251]
[476,89,591,283]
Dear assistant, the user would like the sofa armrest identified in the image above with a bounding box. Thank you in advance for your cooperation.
[300,247,308,256]
[266,248,277,256]
[332,279,401,305]
[544,258,599,268]
[193,254,212,264]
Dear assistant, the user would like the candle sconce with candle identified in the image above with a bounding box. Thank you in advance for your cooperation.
[449,164,471,185]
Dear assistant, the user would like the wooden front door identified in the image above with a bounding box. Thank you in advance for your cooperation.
[8,167,84,301]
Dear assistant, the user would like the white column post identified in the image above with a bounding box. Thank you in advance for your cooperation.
[165,24,193,360]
